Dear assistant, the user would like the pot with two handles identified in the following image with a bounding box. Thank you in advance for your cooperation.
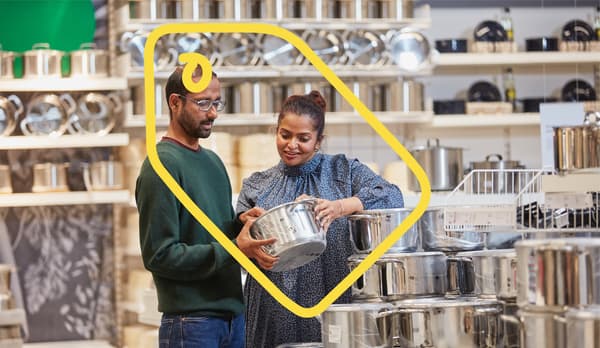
[0,94,23,136]
[250,199,326,272]
[469,154,525,194]
[70,43,108,78]
[409,139,464,191]
[20,93,76,136]
[348,208,420,254]
[23,43,63,78]
[0,45,16,79]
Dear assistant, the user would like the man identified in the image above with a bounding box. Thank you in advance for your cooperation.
[136,64,277,348]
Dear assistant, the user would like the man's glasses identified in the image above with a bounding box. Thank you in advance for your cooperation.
[176,94,226,112]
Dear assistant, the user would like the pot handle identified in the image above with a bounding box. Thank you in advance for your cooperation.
[59,93,77,116]
[485,153,503,162]
[500,314,525,346]
[78,42,97,50]
[7,95,23,118]
[32,43,51,50]
[426,138,441,148]
[106,92,124,114]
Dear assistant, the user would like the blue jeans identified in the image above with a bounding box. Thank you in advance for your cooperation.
[159,313,245,348]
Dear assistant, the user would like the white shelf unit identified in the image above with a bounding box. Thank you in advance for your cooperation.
[127,65,432,80]
[0,134,130,149]
[0,190,131,207]
[124,111,433,128]
[426,113,540,128]
[434,51,600,68]
[0,77,127,92]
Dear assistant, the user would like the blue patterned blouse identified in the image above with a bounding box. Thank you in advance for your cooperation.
[236,152,404,348]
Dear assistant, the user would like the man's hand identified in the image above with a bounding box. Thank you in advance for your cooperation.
[239,206,266,224]
[236,219,278,270]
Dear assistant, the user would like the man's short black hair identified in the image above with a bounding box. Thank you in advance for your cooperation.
[164,65,218,118]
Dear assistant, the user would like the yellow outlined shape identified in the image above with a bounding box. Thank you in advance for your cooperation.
[144,23,431,318]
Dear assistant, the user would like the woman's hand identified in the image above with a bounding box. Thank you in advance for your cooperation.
[295,194,314,202]
[314,198,345,231]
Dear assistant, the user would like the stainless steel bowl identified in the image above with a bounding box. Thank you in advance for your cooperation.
[251,199,326,272]
[389,30,431,72]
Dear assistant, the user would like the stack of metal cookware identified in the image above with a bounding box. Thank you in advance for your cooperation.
[508,238,600,348]
[318,208,517,348]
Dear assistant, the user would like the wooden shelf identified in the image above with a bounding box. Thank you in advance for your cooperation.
[0,190,131,207]
[426,113,540,128]
[0,77,127,92]
[24,341,114,348]
[124,111,433,128]
[0,133,130,149]
[435,51,600,68]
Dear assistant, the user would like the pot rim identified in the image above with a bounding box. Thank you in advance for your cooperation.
[457,249,516,258]
[254,199,317,224]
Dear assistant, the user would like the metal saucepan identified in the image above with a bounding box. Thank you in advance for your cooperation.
[67,92,122,135]
[516,238,600,311]
[250,199,326,272]
[458,249,517,299]
[502,309,566,348]
[0,94,23,136]
[82,160,124,191]
[446,255,475,296]
[419,208,485,252]
[70,43,108,78]
[390,297,502,348]
[409,139,464,192]
[0,46,16,79]
[390,79,424,112]
[565,306,600,348]
[21,93,76,136]
[31,163,69,192]
[388,30,432,72]
[23,43,63,78]
[321,302,395,348]
[347,252,447,302]
[348,208,420,254]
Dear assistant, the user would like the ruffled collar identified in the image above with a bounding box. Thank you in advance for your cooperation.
[280,153,323,177]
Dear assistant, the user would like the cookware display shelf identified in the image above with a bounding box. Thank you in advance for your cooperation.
[443,169,600,234]
[0,77,127,92]
[435,51,600,68]
[0,191,131,208]
[0,133,129,149]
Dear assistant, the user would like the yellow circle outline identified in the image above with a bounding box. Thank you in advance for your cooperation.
[144,22,431,318]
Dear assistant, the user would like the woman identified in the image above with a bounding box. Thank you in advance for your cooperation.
[236,90,404,348]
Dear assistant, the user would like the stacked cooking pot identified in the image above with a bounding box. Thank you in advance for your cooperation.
[319,208,513,347]
[0,265,23,348]
[507,238,600,348]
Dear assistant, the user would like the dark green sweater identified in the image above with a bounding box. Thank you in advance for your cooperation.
[135,140,243,317]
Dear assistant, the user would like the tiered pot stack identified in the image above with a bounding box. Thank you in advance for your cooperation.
[511,238,600,348]
[320,208,508,348]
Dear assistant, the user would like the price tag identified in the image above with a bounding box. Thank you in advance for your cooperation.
[545,192,593,210]
[444,206,515,230]
[328,324,342,343]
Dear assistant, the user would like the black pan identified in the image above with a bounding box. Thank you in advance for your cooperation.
[520,97,558,112]
[562,19,597,41]
[561,79,597,102]
[468,81,502,102]
[435,39,468,53]
[473,20,508,42]
[525,37,559,51]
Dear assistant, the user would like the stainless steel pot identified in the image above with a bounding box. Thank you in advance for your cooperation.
[214,33,261,66]
[458,249,517,299]
[21,93,76,136]
[469,154,525,194]
[419,208,485,251]
[67,92,122,135]
[347,252,447,302]
[23,43,63,78]
[0,47,16,79]
[301,29,345,65]
[502,309,566,348]
[342,30,387,66]
[0,264,11,294]
[321,302,395,348]
[390,79,424,112]
[516,238,600,310]
[83,161,124,191]
[553,112,600,173]
[250,199,326,272]
[363,0,414,19]
[446,255,475,296]
[565,306,600,348]
[0,94,23,136]
[390,297,502,348]
[409,139,464,191]
[389,30,432,72]
[348,208,420,254]
[70,43,108,78]
[32,163,69,192]
[0,165,12,194]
